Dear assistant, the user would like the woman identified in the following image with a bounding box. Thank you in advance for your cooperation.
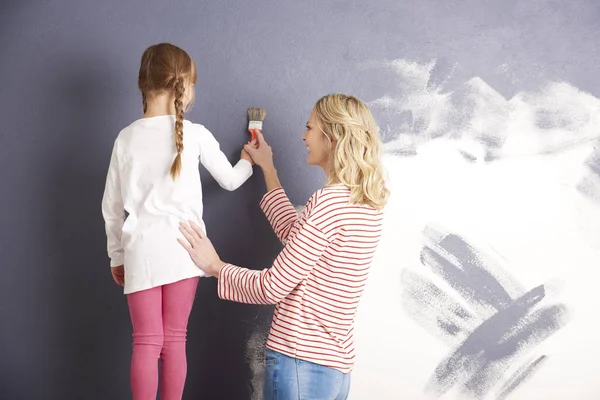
[178,94,389,400]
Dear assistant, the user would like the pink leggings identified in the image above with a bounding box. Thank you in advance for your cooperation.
[127,277,199,400]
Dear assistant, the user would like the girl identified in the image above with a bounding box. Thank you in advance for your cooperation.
[101,42,253,400]
[179,94,389,400]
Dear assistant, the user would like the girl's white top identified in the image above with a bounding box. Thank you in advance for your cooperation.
[101,115,252,294]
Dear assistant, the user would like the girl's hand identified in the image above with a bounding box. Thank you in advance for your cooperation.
[111,265,124,286]
[178,221,225,278]
[241,139,257,165]
[243,132,274,170]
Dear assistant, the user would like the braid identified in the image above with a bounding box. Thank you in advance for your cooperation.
[170,78,185,180]
[142,92,148,113]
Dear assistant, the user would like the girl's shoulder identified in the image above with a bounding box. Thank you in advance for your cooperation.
[118,115,177,136]
[183,120,206,132]
[184,121,218,144]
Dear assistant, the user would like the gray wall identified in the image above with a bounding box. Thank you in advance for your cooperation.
[1,0,598,399]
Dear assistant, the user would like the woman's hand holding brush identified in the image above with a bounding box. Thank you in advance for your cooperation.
[244,132,281,191]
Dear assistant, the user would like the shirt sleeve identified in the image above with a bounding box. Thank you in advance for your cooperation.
[196,125,253,191]
[101,140,125,267]
[259,187,308,245]
[217,218,329,304]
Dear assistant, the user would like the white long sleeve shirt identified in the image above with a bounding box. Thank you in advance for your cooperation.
[101,115,253,294]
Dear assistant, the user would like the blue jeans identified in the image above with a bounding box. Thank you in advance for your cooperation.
[263,348,351,400]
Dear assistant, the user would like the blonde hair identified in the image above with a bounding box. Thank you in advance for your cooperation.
[138,43,197,180]
[313,94,389,210]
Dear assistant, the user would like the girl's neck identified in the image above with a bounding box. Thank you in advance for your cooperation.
[143,92,176,118]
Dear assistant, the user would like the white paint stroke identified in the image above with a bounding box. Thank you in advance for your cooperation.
[350,59,600,400]
[371,59,600,161]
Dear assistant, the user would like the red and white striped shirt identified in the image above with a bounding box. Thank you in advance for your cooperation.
[218,185,383,373]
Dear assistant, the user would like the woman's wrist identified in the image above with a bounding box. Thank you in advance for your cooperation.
[211,260,225,278]
[262,165,281,192]
[261,163,277,175]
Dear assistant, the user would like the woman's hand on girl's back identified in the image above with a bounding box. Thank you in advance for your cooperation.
[178,221,224,277]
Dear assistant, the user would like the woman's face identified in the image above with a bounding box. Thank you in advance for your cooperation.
[303,109,331,169]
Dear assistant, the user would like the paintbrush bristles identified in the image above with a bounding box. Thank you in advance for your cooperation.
[248,107,266,122]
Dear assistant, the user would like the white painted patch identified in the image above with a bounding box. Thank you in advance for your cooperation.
[352,152,600,399]
[349,60,600,400]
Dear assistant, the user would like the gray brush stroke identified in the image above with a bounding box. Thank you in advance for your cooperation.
[496,355,548,400]
[384,147,418,156]
[406,226,571,399]
[421,234,515,315]
[425,286,569,399]
[424,285,545,395]
[461,306,567,398]
[401,269,481,346]
[535,108,590,130]
[422,227,526,305]
[426,58,456,91]
[459,150,478,163]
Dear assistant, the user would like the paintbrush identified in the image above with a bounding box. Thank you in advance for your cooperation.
[247,107,266,142]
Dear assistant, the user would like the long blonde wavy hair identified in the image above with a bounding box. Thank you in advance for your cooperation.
[313,94,389,210]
